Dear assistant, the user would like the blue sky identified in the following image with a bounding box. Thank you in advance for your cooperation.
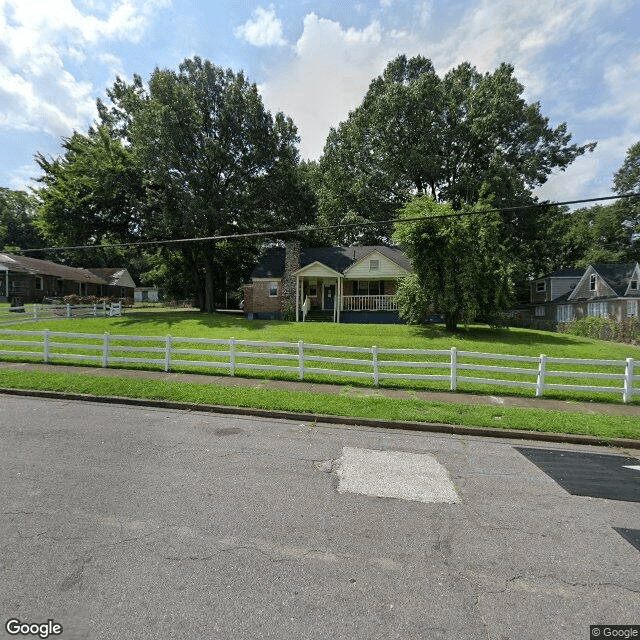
[1,0,639,205]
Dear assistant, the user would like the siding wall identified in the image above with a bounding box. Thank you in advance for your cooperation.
[571,268,616,300]
[344,251,408,279]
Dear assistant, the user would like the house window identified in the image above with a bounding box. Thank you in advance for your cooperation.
[269,281,278,297]
[56,279,63,292]
[356,281,383,295]
[630,280,638,291]
[308,281,317,297]
[587,301,608,317]
[589,274,597,291]
[369,259,379,271]
[556,305,574,323]
[536,281,546,293]
[534,306,546,317]
[627,300,638,318]
[35,276,43,291]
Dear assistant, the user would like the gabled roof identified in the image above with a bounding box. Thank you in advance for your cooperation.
[88,268,136,288]
[545,268,584,278]
[0,252,106,284]
[0,252,136,287]
[251,245,410,279]
[591,263,639,297]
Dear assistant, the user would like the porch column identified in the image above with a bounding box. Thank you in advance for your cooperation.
[295,275,300,322]
[337,276,342,323]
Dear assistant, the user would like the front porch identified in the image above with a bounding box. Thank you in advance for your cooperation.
[294,270,399,323]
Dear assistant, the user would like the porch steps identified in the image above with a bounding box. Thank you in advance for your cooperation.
[303,309,334,323]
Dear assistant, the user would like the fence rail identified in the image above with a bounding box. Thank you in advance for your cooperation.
[0,329,638,403]
[0,303,121,326]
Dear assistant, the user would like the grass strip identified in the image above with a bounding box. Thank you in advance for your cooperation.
[1,369,638,442]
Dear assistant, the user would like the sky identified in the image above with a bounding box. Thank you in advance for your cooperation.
[1,0,639,205]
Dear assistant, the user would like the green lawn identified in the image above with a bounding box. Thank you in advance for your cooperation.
[0,368,638,442]
[5,308,640,358]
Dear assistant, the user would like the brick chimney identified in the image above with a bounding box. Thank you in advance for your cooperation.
[282,240,301,311]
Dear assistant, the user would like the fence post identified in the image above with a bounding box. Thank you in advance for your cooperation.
[102,332,110,368]
[93,304,98,317]
[164,335,172,372]
[43,329,50,364]
[103,301,107,317]
[33,305,38,320]
[66,304,72,318]
[298,340,304,381]
[372,345,379,386]
[450,347,458,391]
[536,354,547,397]
[229,337,236,376]
[623,358,634,404]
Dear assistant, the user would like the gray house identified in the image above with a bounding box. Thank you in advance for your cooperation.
[528,262,640,329]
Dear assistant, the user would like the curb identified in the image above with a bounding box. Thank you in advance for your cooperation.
[2,386,639,450]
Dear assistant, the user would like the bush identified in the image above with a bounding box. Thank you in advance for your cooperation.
[558,316,640,344]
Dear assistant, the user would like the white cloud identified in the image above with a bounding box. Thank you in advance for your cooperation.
[234,6,287,47]
[0,0,164,138]
[430,0,614,96]
[534,135,625,203]
[582,52,640,129]
[259,13,414,159]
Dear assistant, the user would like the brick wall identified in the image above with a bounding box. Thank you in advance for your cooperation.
[245,280,282,314]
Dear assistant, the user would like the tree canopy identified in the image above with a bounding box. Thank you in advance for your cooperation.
[0,188,44,252]
[318,55,594,252]
[34,57,312,310]
[393,196,514,332]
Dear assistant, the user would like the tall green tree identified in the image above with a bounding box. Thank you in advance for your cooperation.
[393,196,514,332]
[0,188,44,252]
[551,141,640,269]
[319,54,594,260]
[131,57,310,312]
[613,140,640,243]
[35,126,143,266]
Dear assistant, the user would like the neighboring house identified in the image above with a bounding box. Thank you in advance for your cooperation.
[243,243,411,323]
[0,252,136,304]
[528,262,640,329]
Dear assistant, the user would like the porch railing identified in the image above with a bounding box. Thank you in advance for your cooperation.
[342,295,397,311]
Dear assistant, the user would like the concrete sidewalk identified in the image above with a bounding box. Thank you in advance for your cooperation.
[2,360,640,417]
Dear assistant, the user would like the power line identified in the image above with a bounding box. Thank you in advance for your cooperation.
[16,192,640,254]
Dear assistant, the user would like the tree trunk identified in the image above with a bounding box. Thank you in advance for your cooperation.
[444,312,458,333]
[204,256,216,313]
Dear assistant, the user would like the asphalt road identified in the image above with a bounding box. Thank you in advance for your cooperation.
[1,394,639,640]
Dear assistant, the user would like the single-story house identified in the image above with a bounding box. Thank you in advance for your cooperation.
[0,252,136,304]
[243,243,411,323]
[528,262,640,329]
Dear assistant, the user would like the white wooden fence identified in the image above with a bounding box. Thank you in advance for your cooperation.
[0,329,638,403]
[0,303,121,326]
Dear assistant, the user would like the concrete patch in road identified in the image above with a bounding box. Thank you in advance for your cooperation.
[515,447,640,503]
[335,446,460,504]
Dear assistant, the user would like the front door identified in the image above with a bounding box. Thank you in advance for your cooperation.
[323,284,335,310]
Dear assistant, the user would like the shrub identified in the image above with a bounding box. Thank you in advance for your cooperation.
[558,316,640,344]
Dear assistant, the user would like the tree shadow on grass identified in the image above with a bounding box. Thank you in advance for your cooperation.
[409,324,592,349]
